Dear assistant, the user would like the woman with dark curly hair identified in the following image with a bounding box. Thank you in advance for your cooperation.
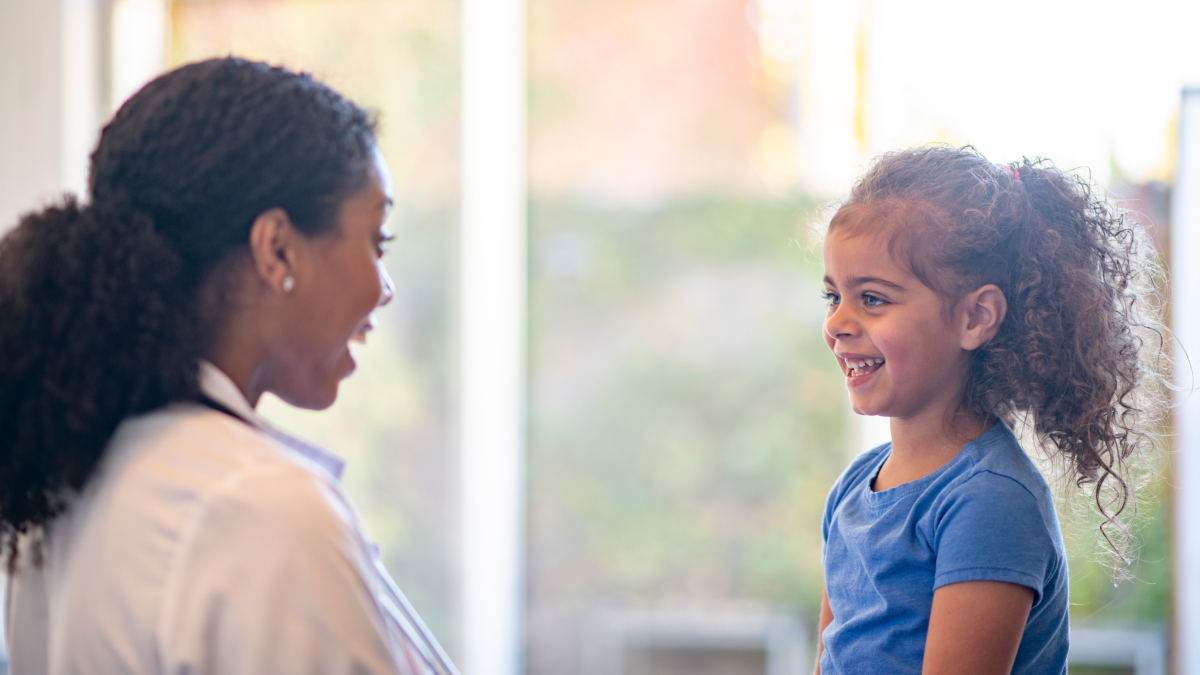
[814,146,1163,674]
[1,58,457,675]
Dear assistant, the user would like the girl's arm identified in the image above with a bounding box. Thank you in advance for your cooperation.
[815,584,833,675]
[922,580,1034,675]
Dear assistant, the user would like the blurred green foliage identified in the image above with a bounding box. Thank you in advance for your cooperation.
[528,195,847,619]
[1064,474,1171,625]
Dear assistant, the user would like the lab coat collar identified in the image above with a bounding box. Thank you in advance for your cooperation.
[198,360,347,482]
[198,360,258,423]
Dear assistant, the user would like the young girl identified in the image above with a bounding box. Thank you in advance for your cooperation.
[815,146,1160,674]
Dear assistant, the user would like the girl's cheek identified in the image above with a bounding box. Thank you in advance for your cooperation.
[873,335,904,363]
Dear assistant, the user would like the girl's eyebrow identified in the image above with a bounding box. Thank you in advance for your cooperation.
[823,275,906,291]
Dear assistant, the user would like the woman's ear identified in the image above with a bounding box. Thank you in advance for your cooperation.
[247,207,299,295]
[959,284,1007,351]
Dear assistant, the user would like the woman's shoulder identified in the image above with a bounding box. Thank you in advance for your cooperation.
[113,403,308,475]
[116,402,357,533]
[138,416,395,674]
[85,404,365,584]
[17,405,371,673]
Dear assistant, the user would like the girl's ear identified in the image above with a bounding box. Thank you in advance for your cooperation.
[959,284,1007,351]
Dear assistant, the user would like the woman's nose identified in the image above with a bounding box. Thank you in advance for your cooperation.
[377,260,395,307]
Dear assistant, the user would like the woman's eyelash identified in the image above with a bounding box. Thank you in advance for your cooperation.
[376,233,395,255]
[821,291,839,304]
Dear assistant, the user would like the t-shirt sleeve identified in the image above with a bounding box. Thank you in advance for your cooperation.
[932,470,1059,603]
[822,477,842,543]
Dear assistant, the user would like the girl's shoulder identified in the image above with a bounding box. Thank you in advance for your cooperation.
[841,441,891,485]
[823,443,891,517]
[933,424,1065,555]
[955,423,1055,506]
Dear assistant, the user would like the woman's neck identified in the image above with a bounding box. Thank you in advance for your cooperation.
[196,261,273,410]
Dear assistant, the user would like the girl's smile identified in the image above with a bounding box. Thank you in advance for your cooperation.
[839,353,886,381]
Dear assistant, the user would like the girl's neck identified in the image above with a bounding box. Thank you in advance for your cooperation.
[873,408,992,492]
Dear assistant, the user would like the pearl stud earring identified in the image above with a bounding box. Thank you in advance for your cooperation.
[282,276,295,293]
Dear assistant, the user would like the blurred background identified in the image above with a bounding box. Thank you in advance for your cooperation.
[2,0,1198,673]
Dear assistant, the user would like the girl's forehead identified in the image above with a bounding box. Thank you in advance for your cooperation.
[824,229,900,269]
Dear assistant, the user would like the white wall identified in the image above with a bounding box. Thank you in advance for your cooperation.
[0,1,107,660]
[0,0,168,235]
[0,0,69,231]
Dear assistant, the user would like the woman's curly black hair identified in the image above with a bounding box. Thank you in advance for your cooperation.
[828,145,1165,567]
[0,57,377,569]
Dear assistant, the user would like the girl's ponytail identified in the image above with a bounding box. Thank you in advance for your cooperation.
[0,198,199,563]
[983,160,1160,561]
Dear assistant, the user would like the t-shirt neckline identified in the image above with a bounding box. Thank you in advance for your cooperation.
[862,422,1004,508]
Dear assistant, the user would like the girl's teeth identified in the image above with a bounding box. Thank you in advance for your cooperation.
[847,358,884,375]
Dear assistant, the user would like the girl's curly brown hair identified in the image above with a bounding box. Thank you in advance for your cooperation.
[828,145,1165,566]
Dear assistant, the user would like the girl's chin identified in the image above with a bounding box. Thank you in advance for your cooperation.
[848,395,889,417]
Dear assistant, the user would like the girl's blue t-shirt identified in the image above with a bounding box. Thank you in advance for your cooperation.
[820,422,1069,675]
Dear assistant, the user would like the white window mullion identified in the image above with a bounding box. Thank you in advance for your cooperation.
[1172,88,1200,675]
[459,0,527,674]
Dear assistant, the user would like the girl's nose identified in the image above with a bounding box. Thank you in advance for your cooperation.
[824,303,858,341]
[377,260,395,307]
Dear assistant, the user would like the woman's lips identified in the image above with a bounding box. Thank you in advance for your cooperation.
[350,315,378,344]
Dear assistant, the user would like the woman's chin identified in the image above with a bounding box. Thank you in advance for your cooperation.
[286,368,349,411]
[288,383,340,411]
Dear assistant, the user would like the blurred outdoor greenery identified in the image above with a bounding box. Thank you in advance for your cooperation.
[1064,475,1171,625]
[525,195,846,672]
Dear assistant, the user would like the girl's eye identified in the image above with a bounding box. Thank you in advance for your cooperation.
[821,291,840,306]
[863,293,886,307]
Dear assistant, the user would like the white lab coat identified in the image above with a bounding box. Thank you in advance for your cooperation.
[6,363,452,675]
